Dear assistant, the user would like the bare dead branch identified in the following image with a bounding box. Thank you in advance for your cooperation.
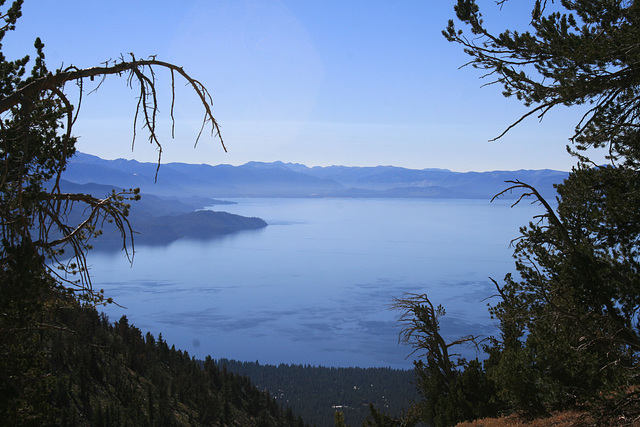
[0,57,226,155]
[391,292,480,378]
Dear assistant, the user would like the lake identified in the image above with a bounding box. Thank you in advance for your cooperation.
[91,197,543,369]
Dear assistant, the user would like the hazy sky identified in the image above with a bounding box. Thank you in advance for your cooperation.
[5,1,592,171]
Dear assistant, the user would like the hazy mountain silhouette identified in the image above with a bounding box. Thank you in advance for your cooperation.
[64,153,567,200]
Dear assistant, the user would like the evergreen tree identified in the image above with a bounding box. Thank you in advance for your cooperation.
[398,1,640,424]
[0,0,224,303]
[449,0,640,419]
[486,166,640,417]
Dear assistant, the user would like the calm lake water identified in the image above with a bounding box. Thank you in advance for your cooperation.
[91,198,543,369]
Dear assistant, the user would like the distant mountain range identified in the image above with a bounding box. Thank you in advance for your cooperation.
[63,153,568,200]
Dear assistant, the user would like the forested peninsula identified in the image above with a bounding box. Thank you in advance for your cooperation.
[52,180,267,247]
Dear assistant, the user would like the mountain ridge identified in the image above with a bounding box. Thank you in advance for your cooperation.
[64,153,568,200]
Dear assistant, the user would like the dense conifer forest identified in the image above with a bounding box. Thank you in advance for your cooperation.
[1,301,309,426]
[218,359,418,426]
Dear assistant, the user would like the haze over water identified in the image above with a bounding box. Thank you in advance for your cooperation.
[92,197,543,369]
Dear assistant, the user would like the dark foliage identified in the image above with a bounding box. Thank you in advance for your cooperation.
[0,0,224,306]
[394,1,640,425]
[485,166,640,419]
[2,301,308,426]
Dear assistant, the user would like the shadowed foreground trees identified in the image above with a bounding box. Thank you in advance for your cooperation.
[480,166,640,418]
[392,1,640,425]
[3,302,306,426]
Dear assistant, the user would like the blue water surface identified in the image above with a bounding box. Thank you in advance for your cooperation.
[91,198,543,369]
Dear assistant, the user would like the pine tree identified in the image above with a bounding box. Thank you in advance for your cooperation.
[445,0,640,419]
[399,1,640,423]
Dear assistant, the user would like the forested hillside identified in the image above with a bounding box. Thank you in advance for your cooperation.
[1,301,308,426]
[218,359,419,427]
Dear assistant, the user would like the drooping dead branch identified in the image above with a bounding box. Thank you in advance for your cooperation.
[0,56,226,167]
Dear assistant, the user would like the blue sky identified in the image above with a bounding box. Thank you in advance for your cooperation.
[5,1,592,171]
